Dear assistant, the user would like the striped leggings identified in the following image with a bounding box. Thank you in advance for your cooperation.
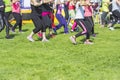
[75,19,92,39]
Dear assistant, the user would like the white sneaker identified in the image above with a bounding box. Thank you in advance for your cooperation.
[42,39,49,42]
[27,36,34,42]
[84,41,93,45]
[70,36,76,44]
[109,27,115,31]
[71,29,74,32]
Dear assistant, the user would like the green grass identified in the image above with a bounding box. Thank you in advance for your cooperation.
[0,23,120,80]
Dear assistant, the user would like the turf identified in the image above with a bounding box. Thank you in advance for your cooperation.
[0,23,120,80]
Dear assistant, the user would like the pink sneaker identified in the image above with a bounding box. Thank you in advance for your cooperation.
[27,36,34,42]
[70,36,76,44]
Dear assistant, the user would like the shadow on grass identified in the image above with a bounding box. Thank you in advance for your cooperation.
[115,26,120,29]
[22,29,29,32]
[9,34,16,39]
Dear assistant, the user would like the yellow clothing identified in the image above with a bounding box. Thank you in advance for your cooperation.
[102,0,109,12]
[4,0,12,12]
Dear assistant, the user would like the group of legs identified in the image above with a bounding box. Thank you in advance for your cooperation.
[27,4,54,42]
[0,10,23,39]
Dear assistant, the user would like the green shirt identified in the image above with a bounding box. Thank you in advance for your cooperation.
[4,0,12,12]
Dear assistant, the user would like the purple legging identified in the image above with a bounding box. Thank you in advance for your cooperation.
[54,14,68,33]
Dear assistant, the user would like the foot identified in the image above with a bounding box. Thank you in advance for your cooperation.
[42,39,49,42]
[101,25,105,28]
[64,32,69,34]
[84,41,93,45]
[49,34,55,38]
[92,34,96,37]
[109,27,115,31]
[70,36,76,44]
[27,36,34,42]
[19,30,24,33]
[5,35,13,39]
[70,29,74,32]
[11,30,16,33]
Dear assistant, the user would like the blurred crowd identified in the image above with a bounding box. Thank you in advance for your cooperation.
[0,0,120,45]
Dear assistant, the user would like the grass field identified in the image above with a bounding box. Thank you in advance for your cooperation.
[0,23,120,80]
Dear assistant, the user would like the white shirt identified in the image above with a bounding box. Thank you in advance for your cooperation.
[74,2,84,19]
[112,0,120,12]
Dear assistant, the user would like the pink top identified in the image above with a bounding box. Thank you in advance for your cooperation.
[12,1,20,13]
[84,6,93,17]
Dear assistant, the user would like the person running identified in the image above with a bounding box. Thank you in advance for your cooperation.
[108,0,120,30]
[53,0,69,34]
[70,0,93,45]
[101,0,110,27]
[39,0,54,41]
[27,0,46,42]
[0,0,12,39]
[4,0,13,29]
[11,0,22,33]
[67,0,76,28]
[84,0,96,37]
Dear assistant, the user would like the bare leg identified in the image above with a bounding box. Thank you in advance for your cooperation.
[27,31,35,42]
[42,32,49,42]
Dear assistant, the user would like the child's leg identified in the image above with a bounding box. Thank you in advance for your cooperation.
[71,21,77,31]
[84,33,93,44]
[63,19,69,33]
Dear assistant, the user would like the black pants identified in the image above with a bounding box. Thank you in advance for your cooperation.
[42,15,52,32]
[31,12,43,34]
[12,12,22,31]
[4,11,13,28]
[0,12,4,32]
[101,11,108,25]
[111,10,120,27]
[85,16,94,34]
[75,19,92,39]
[0,11,10,37]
